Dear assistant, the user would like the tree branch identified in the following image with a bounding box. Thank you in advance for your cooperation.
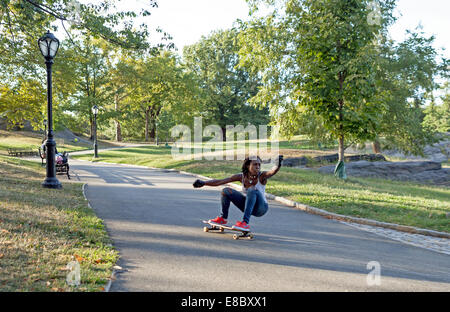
[343,139,358,151]
[25,0,67,21]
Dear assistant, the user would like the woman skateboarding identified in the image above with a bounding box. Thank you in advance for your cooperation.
[193,155,283,231]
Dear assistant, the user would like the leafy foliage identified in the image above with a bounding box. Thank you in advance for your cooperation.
[423,82,450,133]
[0,78,45,129]
[239,0,448,157]
[183,29,270,137]
[0,0,165,130]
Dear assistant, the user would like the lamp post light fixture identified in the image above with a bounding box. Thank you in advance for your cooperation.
[39,30,61,189]
[92,105,99,158]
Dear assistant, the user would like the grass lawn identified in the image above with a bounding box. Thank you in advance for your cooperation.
[73,145,450,233]
[0,156,118,291]
[0,130,118,156]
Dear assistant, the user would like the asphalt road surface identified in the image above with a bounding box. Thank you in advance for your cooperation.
[70,159,450,291]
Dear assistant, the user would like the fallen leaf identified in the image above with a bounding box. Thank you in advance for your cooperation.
[94,258,106,264]
[0,254,4,259]
[74,254,85,262]
[99,287,105,291]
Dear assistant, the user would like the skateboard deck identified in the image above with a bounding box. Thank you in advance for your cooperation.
[202,220,254,240]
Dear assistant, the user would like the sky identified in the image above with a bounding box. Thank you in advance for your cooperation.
[388,0,449,58]
[135,0,251,52]
[66,0,449,57]
[126,0,450,57]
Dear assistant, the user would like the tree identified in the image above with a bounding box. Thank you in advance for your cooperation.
[0,0,167,131]
[183,29,270,140]
[51,36,111,138]
[373,31,448,155]
[122,51,199,141]
[0,78,45,129]
[105,52,141,141]
[239,0,398,177]
[423,82,450,133]
[239,0,448,178]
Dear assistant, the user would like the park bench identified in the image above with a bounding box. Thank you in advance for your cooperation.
[38,147,46,165]
[38,147,70,179]
[7,148,38,157]
[56,151,70,179]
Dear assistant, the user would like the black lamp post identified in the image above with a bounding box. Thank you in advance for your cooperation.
[39,31,61,189]
[92,105,99,158]
[43,119,47,140]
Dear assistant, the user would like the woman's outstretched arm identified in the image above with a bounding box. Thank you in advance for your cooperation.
[261,155,283,179]
[193,174,242,188]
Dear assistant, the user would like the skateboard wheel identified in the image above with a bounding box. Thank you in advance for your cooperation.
[219,228,224,232]
[203,226,209,232]
[233,234,239,240]
[248,234,254,239]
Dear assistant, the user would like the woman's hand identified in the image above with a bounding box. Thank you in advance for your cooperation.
[193,179,206,188]
[261,155,284,180]
[278,155,284,166]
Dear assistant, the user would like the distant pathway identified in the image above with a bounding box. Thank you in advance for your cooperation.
[69,143,150,156]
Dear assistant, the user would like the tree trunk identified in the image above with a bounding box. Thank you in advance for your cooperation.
[222,127,227,142]
[337,68,346,163]
[336,65,347,179]
[149,105,162,142]
[372,139,381,154]
[338,135,345,161]
[145,106,150,142]
[338,98,345,162]
[116,121,122,142]
[115,95,122,142]
[150,121,156,141]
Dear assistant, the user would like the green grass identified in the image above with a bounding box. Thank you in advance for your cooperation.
[278,135,337,150]
[171,134,337,153]
[0,130,118,156]
[0,155,118,291]
[73,146,450,233]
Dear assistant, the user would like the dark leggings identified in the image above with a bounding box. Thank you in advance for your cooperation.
[220,187,268,224]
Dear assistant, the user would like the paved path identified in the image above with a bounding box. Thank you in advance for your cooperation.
[70,160,450,291]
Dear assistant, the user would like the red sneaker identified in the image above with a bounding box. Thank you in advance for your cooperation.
[209,216,227,225]
[232,221,250,231]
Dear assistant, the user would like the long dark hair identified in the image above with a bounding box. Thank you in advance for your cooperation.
[241,156,261,177]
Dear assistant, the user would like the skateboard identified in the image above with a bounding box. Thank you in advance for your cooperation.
[202,220,254,240]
